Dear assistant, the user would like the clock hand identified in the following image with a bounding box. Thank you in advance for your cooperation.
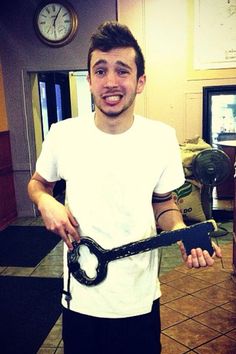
[53,7,62,27]
[54,27,57,40]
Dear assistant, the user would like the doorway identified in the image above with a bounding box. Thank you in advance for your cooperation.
[38,71,72,139]
[37,71,72,198]
[31,69,92,199]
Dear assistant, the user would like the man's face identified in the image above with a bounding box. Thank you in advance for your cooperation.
[87,47,145,118]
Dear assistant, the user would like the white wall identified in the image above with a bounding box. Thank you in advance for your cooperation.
[117,0,236,143]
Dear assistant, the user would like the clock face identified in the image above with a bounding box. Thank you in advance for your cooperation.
[35,1,78,46]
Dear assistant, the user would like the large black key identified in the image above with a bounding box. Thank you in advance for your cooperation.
[68,220,216,286]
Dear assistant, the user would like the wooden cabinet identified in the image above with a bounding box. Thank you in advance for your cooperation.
[0,131,17,230]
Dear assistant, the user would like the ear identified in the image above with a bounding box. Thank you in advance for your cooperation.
[87,74,91,87]
[136,74,146,94]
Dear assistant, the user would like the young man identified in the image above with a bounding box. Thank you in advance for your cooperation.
[28,21,221,354]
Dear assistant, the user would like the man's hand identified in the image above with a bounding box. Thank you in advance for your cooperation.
[178,240,222,268]
[38,193,80,250]
[28,172,80,250]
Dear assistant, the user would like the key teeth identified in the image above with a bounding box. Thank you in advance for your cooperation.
[207,219,218,232]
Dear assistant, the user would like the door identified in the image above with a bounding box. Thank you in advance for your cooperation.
[38,72,71,138]
[38,72,72,198]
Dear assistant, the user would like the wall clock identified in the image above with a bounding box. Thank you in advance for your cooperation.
[34,1,78,47]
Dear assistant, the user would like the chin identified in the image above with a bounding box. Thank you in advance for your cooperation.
[98,108,122,118]
[105,111,123,118]
[100,106,129,118]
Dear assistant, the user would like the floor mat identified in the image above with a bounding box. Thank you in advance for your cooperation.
[0,276,63,354]
[0,225,61,267]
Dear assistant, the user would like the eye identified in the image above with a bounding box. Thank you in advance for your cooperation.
[117,69,130,77]
[94,68,106,76]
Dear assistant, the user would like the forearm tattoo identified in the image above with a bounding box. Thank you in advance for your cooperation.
[155,208,181,225]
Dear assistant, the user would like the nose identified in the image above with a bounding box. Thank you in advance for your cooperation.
[104,71,118,88]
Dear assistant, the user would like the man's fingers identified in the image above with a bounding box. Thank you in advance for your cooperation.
[189,249,200,268]
[46,219,80,249]
[187,247,216,269]
[212,241,222,258]
[60,229,74,250]
[67,208,79,227]
[202,250,214,266]
[60,208,81,244]
[66,225,80,243]
[178,241,188,261]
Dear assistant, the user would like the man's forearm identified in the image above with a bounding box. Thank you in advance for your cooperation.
[28,174,55,207]
[153,199,186,231]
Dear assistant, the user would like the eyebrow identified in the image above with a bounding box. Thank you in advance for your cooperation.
[92,59,132,71]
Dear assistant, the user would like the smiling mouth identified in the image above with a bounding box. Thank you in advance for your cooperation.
[102,94,123,104]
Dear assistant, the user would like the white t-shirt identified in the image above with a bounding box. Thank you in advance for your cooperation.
[36,114,185,318]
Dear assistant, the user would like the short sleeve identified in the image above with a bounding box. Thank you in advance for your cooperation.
[153,128,185,194]
[36,124,61,182]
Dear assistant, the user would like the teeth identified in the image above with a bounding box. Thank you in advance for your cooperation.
[105,95,121,102]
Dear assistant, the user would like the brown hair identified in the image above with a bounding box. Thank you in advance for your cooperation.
[87,21,145,79]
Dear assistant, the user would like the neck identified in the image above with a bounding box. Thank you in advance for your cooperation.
[94,108,135,134]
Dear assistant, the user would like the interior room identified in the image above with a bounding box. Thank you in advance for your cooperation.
[0,0,236,353]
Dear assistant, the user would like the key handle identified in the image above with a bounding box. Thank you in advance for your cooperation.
[68,220,216,286]
[68,238,109,286]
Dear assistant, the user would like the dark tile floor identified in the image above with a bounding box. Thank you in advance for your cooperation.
[0,216,235,354]
[160,221,236,354]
